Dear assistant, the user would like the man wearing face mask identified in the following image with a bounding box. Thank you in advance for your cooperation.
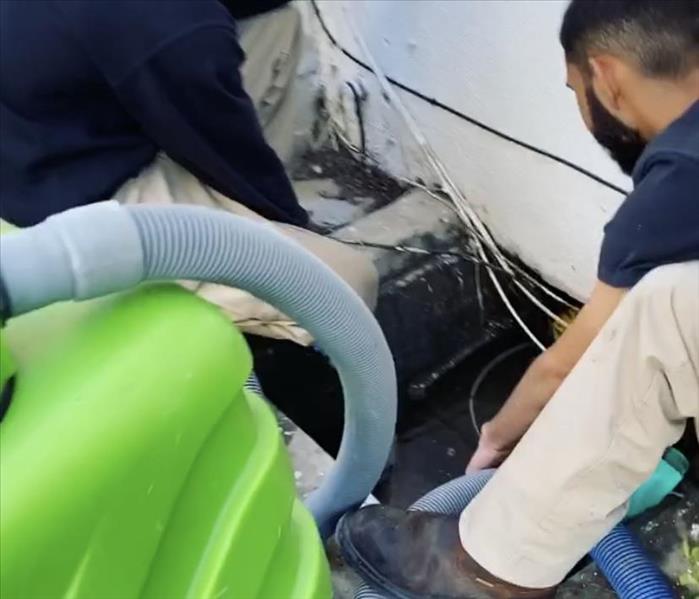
[337,1,699,596]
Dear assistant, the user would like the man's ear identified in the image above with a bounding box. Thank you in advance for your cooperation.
[588,55,623,112]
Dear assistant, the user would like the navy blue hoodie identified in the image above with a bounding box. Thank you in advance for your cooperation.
[0,0,307,227]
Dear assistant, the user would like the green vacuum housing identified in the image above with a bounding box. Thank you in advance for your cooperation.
[0,284,332,599]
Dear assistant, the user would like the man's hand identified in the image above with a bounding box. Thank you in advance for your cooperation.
[466,423,511,473]
[464,280,628,473]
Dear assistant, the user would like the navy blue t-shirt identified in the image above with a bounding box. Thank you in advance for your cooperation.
[0,0,308,227]
[598,101,699,288]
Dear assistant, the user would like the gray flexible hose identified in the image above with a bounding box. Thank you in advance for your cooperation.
[0,202,397,536]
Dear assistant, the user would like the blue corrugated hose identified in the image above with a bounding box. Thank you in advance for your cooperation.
[591,525,675,598]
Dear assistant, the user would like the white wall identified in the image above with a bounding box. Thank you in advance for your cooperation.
[306,0,630,300]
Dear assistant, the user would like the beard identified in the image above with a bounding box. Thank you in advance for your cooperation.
[586,88,647,176]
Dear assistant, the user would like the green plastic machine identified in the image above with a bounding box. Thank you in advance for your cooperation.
[0,203,397,599]
[0,285,332,598]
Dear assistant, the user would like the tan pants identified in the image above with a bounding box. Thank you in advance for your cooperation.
[460,261,699,588]
[115,154,378,345]
[114,6,377,344]
[238,4,305,166]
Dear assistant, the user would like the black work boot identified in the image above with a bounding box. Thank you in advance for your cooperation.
[337,505,557,599]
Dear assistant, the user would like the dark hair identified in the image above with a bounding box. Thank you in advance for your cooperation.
[560,0,699,78]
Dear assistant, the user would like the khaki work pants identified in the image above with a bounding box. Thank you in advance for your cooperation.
[237,4,304,166]
[115,154,377,345]
[115,6,377,344]
[460,261,699,588]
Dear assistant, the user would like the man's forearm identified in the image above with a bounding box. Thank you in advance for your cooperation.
[467,282,626,472]
[476,281,627,455]
[483,353,569,451]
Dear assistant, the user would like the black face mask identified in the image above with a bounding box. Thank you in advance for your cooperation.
[586,88,647,176]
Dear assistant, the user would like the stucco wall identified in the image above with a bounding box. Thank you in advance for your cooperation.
[304,0,631,300]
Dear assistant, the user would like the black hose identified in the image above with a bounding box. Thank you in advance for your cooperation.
[345,81,367,157]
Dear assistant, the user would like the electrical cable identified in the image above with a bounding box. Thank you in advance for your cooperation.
[334,239,519,278]
[310,0,629,196]
[468,343,533,437]
[331,85,575,332]
[345,81,367,157]
[342,8,549,350]
[320,5,586,342]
